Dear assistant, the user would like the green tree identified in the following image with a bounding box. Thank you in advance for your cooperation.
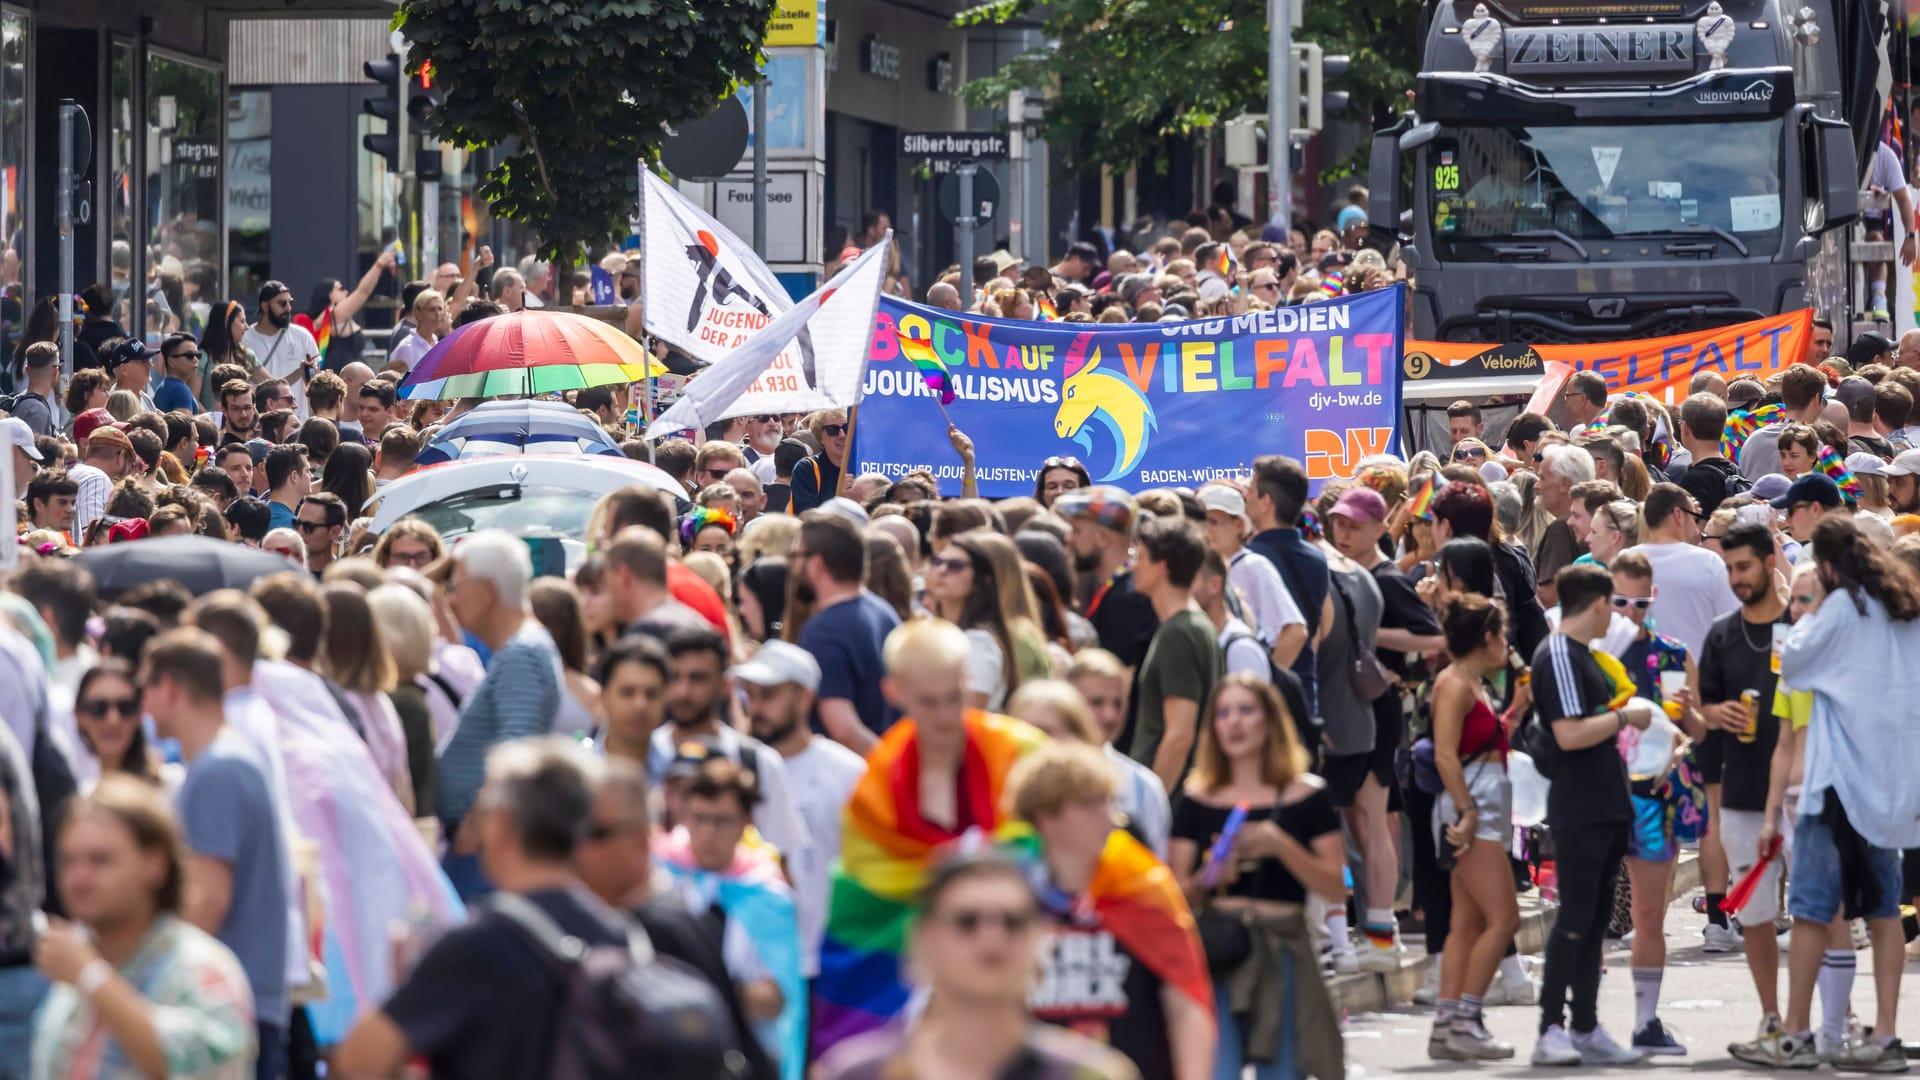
[396,0,775,279]
[958,0,1420,180]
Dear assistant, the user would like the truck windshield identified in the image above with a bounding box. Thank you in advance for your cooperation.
[1429,119,1784,255]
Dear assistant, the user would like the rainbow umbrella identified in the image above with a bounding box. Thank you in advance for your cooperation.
[396,309,667,400]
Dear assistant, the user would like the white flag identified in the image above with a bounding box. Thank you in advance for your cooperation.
[638,166,794,357]
[649,235,890,438]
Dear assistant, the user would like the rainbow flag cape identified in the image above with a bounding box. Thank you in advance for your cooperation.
[313,307,334,358]
[1814,443,1862,503]
[1722,402,1783,462]
[1214,246,1233,279]
[998,824,1213,1013]
[895,331,955,405]
[1035,294,1059,321]
[813,711,1045,1052]
[658,827,806,1080]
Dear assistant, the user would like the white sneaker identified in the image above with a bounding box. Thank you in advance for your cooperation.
[1486,968,1540,1006]
[1329,943,1359,974]
[1703,922,1743,953]
[1447,1023,1517,1061]
[1411,963,1440,1005]
[1357,940,1404,973]
[1533,1024,1584,1066]
[1851,919,1872,951]
[1572,1024,1647,1065]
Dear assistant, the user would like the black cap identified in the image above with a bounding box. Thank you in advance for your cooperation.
[1770,472,1842,509]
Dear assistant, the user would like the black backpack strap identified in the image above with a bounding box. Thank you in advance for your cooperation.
[737,741,759,787]
[424,670,466,711]
[492,891,656,965]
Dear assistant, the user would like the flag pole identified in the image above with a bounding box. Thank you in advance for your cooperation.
[835,403,858,498]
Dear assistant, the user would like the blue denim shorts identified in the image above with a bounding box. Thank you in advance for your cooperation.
[1787,812,1904,923]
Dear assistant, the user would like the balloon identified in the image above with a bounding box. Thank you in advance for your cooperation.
[1509,751,1550,827]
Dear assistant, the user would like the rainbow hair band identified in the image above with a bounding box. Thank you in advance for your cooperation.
[679,506,737,546]
[1814,443,1862,503]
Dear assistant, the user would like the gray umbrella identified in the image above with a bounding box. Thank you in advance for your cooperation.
[73,535,304,600]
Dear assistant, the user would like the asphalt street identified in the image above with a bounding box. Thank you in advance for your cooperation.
[1344,896,1918,1076]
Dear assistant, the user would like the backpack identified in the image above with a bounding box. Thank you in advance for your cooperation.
[492,892,748,1080]
[0,390,51,434]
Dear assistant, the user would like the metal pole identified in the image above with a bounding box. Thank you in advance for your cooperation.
[57,101,76,381]
[753,76,769,257]
[1267,0,1293,234]
[421,179,440,270]
[956,162,977,305]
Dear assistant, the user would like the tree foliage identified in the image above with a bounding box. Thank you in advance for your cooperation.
[958,0,1421,179]
[396,0,776,266]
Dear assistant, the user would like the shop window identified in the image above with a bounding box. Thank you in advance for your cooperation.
[147,52,221,339]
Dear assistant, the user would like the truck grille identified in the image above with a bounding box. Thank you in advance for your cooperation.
[1440,300,1763,345]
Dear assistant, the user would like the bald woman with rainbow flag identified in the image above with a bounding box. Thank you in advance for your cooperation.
[812,620,1211,1078]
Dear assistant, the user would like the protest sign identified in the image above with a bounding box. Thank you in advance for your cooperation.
[850,286,1406,496]
[1406,309,1812,404]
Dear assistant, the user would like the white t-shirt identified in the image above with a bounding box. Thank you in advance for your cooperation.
[1871,141,1910,199]
[1227,548,1306,645]
[1218,617,1271,679]
[963,627,1009,710]
[782,737,865,977]
[242,323,320,418]
[1623,541,1740,657]
[390,332,435,373]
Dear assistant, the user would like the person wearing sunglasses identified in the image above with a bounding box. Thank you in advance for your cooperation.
[293,492,348,577]
[1604,551,1706,1058]
[72,659,165,789]
[149,332,202,414]
[1449,437,1493,467]
[742,413,785,484]
[1010,740,1214,1080]
[790,409,852,513]
[817,851,1137,1080]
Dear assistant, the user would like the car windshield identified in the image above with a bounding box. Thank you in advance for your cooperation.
[405,485,596,542]
[1428,119,1784,254]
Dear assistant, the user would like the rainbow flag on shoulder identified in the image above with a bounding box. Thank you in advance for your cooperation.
[813,711,1045,1051]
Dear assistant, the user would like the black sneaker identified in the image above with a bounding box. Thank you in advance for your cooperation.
[1633,1018,1687,1056]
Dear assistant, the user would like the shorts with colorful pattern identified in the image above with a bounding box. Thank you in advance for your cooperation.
[1628,792,1677,863]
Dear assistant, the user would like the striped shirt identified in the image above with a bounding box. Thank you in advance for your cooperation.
[68,462,111,547]
[433,620,564,827]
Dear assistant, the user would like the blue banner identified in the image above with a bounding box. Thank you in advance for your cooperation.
[851,286,1406,497]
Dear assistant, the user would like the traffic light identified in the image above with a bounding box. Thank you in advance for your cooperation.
[362,53,405,171]
[1291,42,1351,136]
[407,61,441,130]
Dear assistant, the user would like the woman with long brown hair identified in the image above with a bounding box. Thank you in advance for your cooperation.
[1168,673,1346,1080]
[195,300,257,409]
[923,530,1049,709]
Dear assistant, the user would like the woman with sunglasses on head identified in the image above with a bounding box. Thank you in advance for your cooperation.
[1168,673,1345,1080]
[1578,499,1641,569]
[72,660,174,793]
[816,852,1138,1080]
[924,531,1051,710]
[1034,456,1092,509]
[1425,594,1520,1061]
[302,249,396,373]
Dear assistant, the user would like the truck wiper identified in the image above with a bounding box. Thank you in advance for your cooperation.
[1613,226,1749,257]
[1508,229,1591,261]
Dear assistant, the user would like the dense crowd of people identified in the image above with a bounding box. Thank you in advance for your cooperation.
[1,213,1919,1080]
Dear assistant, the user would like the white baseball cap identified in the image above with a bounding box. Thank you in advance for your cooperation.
[1847,451,1893,478]
[728,640,822,694]
[1,418,42,461]
[1196,484,1252,535]
[1884,448,1920,477]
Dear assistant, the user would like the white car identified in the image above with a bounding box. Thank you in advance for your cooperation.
[366,454,685,569]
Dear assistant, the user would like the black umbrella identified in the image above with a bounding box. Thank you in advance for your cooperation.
[73,535,304,600]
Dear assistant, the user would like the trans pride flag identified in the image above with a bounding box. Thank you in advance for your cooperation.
[657,829,805,1080]
[812,711,1045,1052]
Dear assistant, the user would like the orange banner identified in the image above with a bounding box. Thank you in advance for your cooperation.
[1404,309,1813,405]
